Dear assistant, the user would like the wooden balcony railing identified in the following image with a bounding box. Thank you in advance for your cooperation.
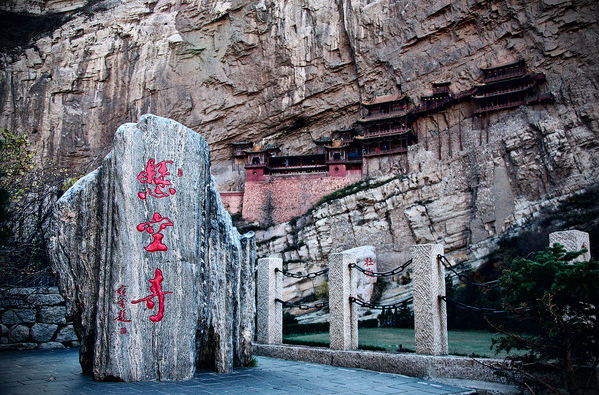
[474,100,524,114]
[472,82,535,99]
[363,146,408,157]
[356,128,411,140]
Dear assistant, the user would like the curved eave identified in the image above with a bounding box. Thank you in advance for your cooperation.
[477,73,531,87]
[480,59,525,72]
[361,94,407,107]
[243,149,268,154]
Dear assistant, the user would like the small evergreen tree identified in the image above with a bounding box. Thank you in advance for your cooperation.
[492,244,599,393]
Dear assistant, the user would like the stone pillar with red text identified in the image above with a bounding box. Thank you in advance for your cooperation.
[49,115,256,381]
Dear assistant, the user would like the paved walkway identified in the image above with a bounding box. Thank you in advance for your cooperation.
[0,348,473,394]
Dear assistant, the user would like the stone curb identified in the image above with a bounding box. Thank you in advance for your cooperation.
[253,343,518,385]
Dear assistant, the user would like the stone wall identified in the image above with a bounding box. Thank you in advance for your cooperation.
[0,286,77,351]
[220,191,244,215]
[242,172,362,225]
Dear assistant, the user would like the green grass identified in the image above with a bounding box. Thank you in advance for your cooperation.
[284,327,524,358]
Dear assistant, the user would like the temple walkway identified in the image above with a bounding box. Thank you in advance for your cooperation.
[0,348,473,394]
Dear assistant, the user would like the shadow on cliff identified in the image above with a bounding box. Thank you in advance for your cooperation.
[0,1,105,51]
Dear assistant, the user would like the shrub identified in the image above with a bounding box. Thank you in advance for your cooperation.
[491,245,599,393]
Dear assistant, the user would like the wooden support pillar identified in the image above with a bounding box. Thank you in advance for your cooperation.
[438,128,442,160]
[448,126,452,158]
[458,117,463,151]
[479,116,483,146]
[486,115,490,144]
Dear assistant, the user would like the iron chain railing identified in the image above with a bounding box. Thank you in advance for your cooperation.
[275,298,328,310]
[349,259,412,278]
[440,295,529,315]
[349,296,413,310]
[275,267,329,279]
[437,255,500,288]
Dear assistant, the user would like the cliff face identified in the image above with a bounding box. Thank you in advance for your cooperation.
[1,1,598,267]
[3,0,595,188]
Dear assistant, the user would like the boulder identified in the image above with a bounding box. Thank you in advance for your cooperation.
[8,325,30,342]
[2,309,36,325]
[49,115,256,381]
[0,342,37,351]
[27,293,64,306]
[31,323,58,342]
[38,306,67,324]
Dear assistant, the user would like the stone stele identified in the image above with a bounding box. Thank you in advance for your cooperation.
[49,114,256,381]
[342,245,377,302]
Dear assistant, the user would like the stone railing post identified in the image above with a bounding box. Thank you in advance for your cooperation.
[549,230,591,262]
[329,252,358,350]
[256,257,282,344]
[411,244,448,355]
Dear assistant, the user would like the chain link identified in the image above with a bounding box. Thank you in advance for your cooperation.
[275,267,329,279]
[440,295,528,315]
[349,259,412,278]
[437,255,500,288]
[349,296,413,310]
[275,298,329,310]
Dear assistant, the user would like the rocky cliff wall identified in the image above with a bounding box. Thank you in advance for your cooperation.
[256,103,598,289]
[2,0,596,191]
[1,0,598,297]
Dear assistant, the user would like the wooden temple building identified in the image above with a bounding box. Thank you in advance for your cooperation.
[222,59,554,223]
[234,59,553,180]
[472,59,553,116]
[356,95,418,157]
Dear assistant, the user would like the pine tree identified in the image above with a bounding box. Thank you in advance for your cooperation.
[492,244,599,393]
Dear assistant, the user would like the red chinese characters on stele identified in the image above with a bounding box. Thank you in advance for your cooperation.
[364,257,375,277]
[115,285,131,334]
[136,159,183,200]
[136,213,173,252]
[131,268,172,323]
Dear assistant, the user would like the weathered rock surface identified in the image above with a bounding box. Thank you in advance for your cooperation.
[1,0,597,190]
[8,324,30,342]
[31,323,57,342]
[55,325,77,342]
[1,0,598,320]
[38,306,66,324]
[49,114,256,381]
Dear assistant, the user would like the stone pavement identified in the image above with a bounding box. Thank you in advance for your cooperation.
[0,348,474,394]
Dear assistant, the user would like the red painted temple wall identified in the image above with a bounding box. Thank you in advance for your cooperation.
[220,191,244,215]
[242,172,362,224]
